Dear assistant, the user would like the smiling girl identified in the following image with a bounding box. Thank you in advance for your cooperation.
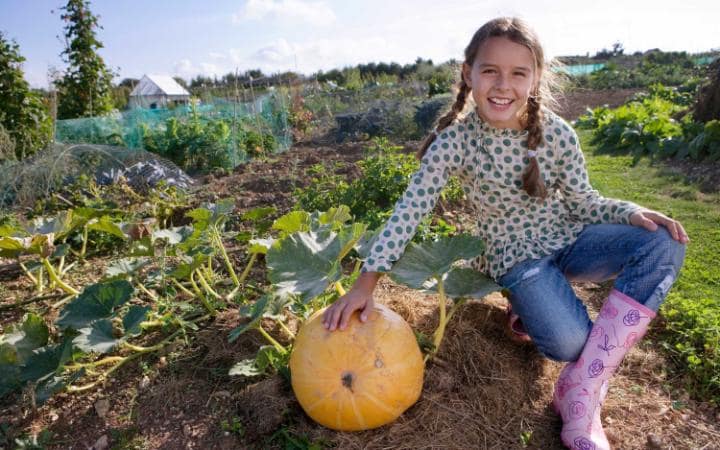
[322,17,687,449]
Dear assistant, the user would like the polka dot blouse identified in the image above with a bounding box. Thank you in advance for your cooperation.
[362,109,642,280]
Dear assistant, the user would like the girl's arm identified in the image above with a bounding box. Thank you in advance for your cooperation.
[557,128,688,243]
[556,128,642,224]
[322,128,465,330]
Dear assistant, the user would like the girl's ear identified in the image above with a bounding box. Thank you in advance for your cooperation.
[462,62,472,86]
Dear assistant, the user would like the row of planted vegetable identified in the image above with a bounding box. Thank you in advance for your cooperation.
[0,177,500,421]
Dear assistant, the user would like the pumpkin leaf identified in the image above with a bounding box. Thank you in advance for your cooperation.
[87,216,127,239]
[105,257,150,280]
[390,235,485,289]
[266,223,366,303]
[123,305,151,337]
[272,211,311,236]
[423,267,501,300]
[34,368,85,405]
[56,280,134,330]
[248,238,274,255]
[229,295,270,342]
[73,319,120,354]
[20,337,74,383]
[228,346,283,377]
[0,345,21,398]
[241,206,277,222]
[0,313,49,363]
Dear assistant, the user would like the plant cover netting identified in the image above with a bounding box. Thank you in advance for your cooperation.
[0,143,191,208]
[54,91,292,167]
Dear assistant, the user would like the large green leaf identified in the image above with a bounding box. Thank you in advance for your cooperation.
[423,267,501,300]
[317,205,352,227]
[390,235,485,289]
[87,216,127,239]
[229,346,282,377]
[35,369,85,405]
[0,236,25,258]
[55,280,134,330]
[266,223,366,302]
[248,238,274,255]
[0,345,21,398]
[0,313,49,363]
[241,206,277,222]
[271,211,310,236]
[123,305,150,337]
[20,338,73,383]
[73,319,120,354]
[105,257,150,280]
[0,234,53,258]
[28,211,72,237]
[228,295,270,342]
[188,199,234,228]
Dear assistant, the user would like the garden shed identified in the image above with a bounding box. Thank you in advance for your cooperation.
[128,74,191,109]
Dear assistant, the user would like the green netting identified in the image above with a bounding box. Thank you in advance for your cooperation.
[54,92,292,168]
[0,143,191,208]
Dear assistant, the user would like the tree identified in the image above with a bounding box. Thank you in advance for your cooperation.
[0,31,53,160]
[55,0,115,119]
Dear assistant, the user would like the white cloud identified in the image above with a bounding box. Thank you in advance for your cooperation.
[173,58,223,79]
[209,52,227,60]
[232,0,336,25]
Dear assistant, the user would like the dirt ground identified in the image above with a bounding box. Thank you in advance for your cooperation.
[2,90,720,449]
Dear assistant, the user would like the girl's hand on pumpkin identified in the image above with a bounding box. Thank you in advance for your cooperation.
[630,209,689,244]
[322,288,375,332]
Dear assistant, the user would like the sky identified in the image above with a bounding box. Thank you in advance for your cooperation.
[1,0,718,88]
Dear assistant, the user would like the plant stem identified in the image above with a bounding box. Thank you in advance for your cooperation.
[136,282,158,301]
[213,229,240,287]
[256,325,286,354]
[67,314,212,393]
[171,278,195,297]
[80,225,89,259]
[64,356,123,370]
[196,270,223,299]
[19,261,38,285]
[42,258,79,295]
[277,320,295,339]
[334,281,346,297]
[190,270,216,315]
[237,253,257,285]
[0,292,65,312]
[430,278,448,360]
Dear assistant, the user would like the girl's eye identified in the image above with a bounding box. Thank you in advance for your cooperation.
[514,72,526,77]
[482,69,496,74]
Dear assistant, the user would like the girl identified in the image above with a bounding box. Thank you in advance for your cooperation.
[322,17,687,450]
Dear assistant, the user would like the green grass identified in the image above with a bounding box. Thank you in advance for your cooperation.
[581,130,720,404]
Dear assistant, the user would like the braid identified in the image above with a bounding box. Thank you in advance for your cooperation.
[522,94,547,198]
[416,80,470,159]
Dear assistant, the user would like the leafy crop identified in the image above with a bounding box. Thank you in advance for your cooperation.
[577,83,720,162]
[294,138,464,239]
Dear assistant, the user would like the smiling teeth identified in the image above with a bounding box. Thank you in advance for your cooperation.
[490,98,512,105]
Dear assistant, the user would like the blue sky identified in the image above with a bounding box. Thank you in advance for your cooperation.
[2,0,718,88]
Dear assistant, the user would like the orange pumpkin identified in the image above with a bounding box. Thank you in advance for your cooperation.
[289,303,424,431]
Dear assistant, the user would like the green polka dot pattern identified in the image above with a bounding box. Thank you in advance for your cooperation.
[361,109,641,279]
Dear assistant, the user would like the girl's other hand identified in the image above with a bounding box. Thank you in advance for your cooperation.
[630,209,690,244]
[322,288,375,332]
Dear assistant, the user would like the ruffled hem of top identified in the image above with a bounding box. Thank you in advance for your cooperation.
[474,222,585,280]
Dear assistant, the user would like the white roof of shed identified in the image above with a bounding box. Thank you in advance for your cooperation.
[130,74,190,97]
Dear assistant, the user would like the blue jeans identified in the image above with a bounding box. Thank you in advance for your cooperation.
[497,224,686,362]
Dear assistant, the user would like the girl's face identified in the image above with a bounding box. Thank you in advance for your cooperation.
[462,36,538,130]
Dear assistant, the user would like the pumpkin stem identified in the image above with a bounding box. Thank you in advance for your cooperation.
[341,371,354,392]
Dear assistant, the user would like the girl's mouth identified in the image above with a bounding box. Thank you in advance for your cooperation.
[488,97,514,110]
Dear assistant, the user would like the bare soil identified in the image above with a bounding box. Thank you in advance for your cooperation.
[2,91,719,449]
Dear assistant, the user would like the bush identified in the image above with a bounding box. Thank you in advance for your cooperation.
[577,83,720,161]
[294,138,464,240]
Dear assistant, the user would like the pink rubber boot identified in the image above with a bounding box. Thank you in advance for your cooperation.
[553,289,656,450]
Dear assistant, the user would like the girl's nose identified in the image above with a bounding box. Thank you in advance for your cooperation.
[495,73,510,90]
